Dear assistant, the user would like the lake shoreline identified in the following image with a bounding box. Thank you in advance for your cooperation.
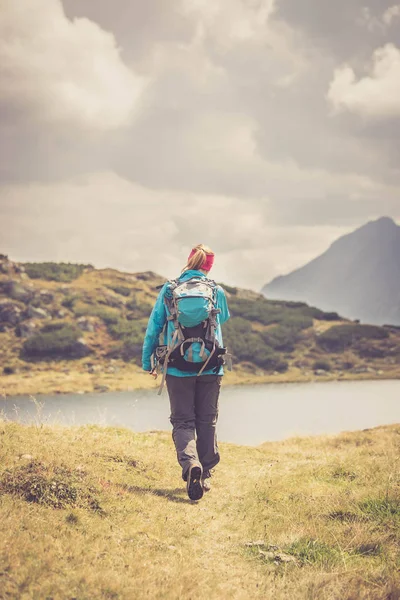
[1,379,400,446]
[1,363,399,398]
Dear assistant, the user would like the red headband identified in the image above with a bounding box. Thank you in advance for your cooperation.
[188,249,215,272]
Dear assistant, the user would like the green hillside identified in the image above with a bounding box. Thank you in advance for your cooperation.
[1,254,400,396]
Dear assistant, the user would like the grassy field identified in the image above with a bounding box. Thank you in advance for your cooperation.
[0,419,399,599]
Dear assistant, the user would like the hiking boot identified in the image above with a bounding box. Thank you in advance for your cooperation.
[202,469,212,492]
[202,478,211,492]
[186,464,203,501]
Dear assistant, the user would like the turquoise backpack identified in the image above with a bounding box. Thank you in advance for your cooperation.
[153,277,231,393]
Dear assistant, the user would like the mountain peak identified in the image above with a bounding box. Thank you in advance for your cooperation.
[262,216,400,325]
[367,216,398,229]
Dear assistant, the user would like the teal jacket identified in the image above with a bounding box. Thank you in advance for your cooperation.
[142,270,230,377]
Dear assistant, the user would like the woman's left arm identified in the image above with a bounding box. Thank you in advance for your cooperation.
[216,286,230,325]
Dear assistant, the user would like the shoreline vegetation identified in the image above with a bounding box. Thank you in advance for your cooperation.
[1,256,400,398]
[1,420,399,599]
[1,361,400,398]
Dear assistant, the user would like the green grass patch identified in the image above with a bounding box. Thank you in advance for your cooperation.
[359,498,400,523]
[284,538,343,567]
[73,302,120,325]
[23,262,93,282]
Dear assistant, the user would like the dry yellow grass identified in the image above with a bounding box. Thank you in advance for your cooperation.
[0,419,399,599]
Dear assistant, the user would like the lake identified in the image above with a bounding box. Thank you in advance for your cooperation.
[1,380,399,446]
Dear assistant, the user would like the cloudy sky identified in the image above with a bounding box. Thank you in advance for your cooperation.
[1,0,399,289]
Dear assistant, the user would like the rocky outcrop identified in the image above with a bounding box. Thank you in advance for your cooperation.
[16,321,37,338]
[26,305,49,319]
[37,290,54,304]
[0,301,23,328]
[70,339,92,358]
[0,281,34,304]
[77,317,95,332]
[99,294,124,309]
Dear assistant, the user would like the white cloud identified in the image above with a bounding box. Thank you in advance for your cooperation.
[184,0,276,43]
[181,0,305,82]
[1,171,393,290]
[327,44,400,118]
[357,7,384,33]
[0,0,147,130]
[383,5,400,25]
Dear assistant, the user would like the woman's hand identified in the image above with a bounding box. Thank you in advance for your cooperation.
[149,369,158,379]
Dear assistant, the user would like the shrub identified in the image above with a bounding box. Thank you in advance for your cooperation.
[357,345,387,359]
[107,318,147,340]
[317,324,389,353]
[21,323,83,360]
[61,294,81,309]
[107,341,143,363]
[313,360,332,372]
[219,283,237,295]
[320,311,341,321]
[228,295,320,334]
[40,320,71,333]
[339,360,354,370]
[0,461,102,512]
[260,325,298,352]
[23,262,93,282]
[267,299,309,309]
[301,306,341,321]
[125,297,152,318]
[221,318,288,371]
[106,318,148,363]
[106,285,131,297]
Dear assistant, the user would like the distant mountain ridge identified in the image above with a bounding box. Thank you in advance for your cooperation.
[262,217,400,325]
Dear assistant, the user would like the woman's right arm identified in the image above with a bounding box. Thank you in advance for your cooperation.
[142,284,168,371]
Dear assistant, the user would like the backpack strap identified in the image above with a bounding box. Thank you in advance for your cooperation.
[197,339,216,376]
[180,338,206,360]
[157,326,181,395]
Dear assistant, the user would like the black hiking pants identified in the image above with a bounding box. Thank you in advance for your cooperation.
[166,374,222,481]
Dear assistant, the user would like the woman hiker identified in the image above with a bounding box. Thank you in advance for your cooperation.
[142,244,230,501]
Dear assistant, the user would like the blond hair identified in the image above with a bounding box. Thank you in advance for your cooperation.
[182,244,214,273]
